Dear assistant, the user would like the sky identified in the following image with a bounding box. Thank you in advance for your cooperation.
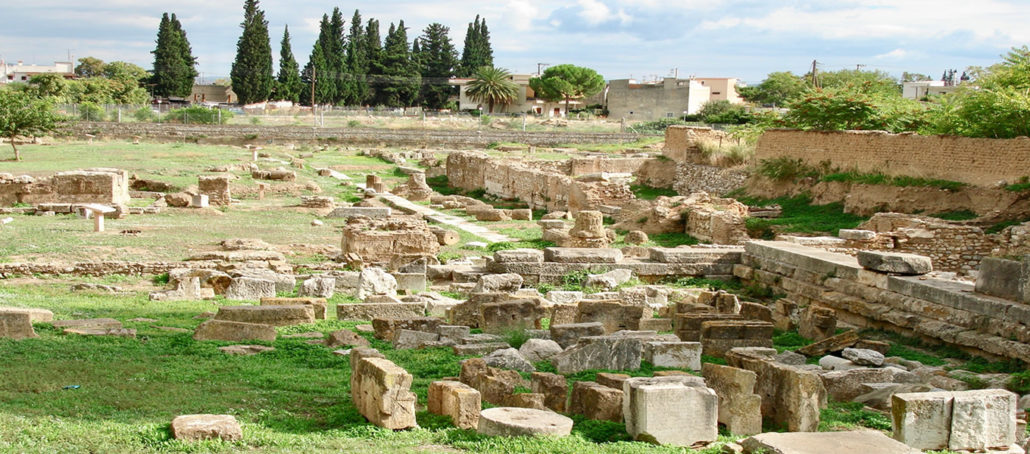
[2,0,1029,85]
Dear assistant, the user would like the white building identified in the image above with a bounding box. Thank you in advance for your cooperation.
[451,74,575,117]
[1,60,75,84]
[902,81,960,100]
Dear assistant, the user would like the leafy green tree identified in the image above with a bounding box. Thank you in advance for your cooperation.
[782,83,926,133]
[459,15,493,77]
[417,23,458,109]
[345,10,368,105]
[902,72,932,83]
[230,0,274,104]
[26,73,68,99]
[275,26,303,103]
[375,21,420,107]
[151,13,198,98]
[0,90,60,161]
[529,64,604,114]
[466,66,518,113]
[697,100,752,124]
[302,15,331,106]
[74,57,105,78]
[816,69,900,98]
[738,71,807,106]
[103,62,148,82]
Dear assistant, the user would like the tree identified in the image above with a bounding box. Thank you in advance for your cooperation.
[26,73,68,99]
[275,26,303,103]
[816,69,900,98]
[417,23,458,109]
[151,13,197,98]
[374,21,420,107]
[782,83,926,133]
[697,100,752,124]
[529,64,604,114]
[324,8,349,104]
[345,10,368,105]
[103,62,148,82]
[0,90,60,161]
[363,19,383,105]
[230,0,274,104]
[74,57,106,78]
[459,15,493,76]
[902,72,933,83]
[466,66,518,113]
[738,71,807,106]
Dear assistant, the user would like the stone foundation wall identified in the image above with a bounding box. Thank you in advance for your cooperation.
[663,126,729,163]
[852,213,999,274]
[673,163,749,197]
[754,129,1030,187]
[1,169,130,206]
[735,241,1030,363]
[568,157,650,176]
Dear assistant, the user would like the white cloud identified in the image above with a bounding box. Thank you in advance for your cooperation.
[874,49,909,60]
[576,0,611,25]
[505,0,541,31]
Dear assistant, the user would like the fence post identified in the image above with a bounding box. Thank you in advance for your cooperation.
[218,109,221,124]
[118,108,122,123]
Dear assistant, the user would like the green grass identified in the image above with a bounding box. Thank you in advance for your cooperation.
[818,401,892,432]
[929,210,978,221]
[629,184,678,201]
[735,195,868,239]
[986,217,1030,234]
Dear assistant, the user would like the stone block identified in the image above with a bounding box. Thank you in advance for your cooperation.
[543,247,623,264]
[393,329,440,349]
[727,348,827,432]
[428,380,481,430]
[372,317,443,341]
[328,206,392,218]
[549,322,605,349]
[891,391,954,450]
[821,368,902,402]
[170,414,242,442]
[0,311,37,339]
[622,376,718,446]
[857,251,933,275]
[643,341,702,370]
[674,312,743,341]
[569,381,623,422]
[483,348,535,373]
[549,304,578,326]
[479,299,545,333]
[214,305,315,327]
[796,330,860,357]
[0,306,54,323]
[551,336,643,374]
[949,389,1018,451]
[438,325,471,344]
[351,355,417,429]
[638,318,672,332]
[799,305,837,342]
[596,373,630,390]
[193,319,276,342]
[298,277,335,298]
[477,407,573,438]
[494,249,544,264]
[452,343,509,356]
[700,320,774,358]
[702,363,762,436]
[336,303,425,321]
[225,277,276,301]
[545,290,584,305]
[260,297,327,320]
[743,431,920,454]
[740,302,773,323]
[976,257,1024,302]
[503,393,546,410]
[575,300,643,333]
[357,268,398,299]
[519,338,563,362]
[531,372,568,412]
[392,273,427,294]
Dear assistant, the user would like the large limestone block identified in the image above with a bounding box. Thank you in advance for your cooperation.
[569,381,623,422]
[357,268,398,299]
[549,322,605,349]
[493,249,544,263]
[337,302,425,321]
[702,363,762,436]
[575,300,643,333]
[0,307,54,322]
[225,277,276,301]
[727,348,826,432]
[477,407,573,437]
[531,372,568,413]
[214,305,315,327]
[551,336,644,375]
[352,355,417,430]
[622,376,718,446]
[949,389,1018,451]
[260,297,327,320]
[857,251,933,275]
[0,311,37,340]
[821,368,904,402]
[479,299,546,334]
[372,317,443,341]
[643,341,702,370]
[193,320,275,342]
[891,391,954,450]
[483,348,535,373]
[544,247,623,264]
[519,338,563,363]
[299,277,336,298]
[170,414,243,442]
[743,431,920,454]
[428,380,481,430]
[473,273,523,293]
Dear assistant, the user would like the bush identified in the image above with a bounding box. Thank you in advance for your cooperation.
[78,102,104,121]
[132,107,157,122]
[164,106,233,125]
[633,117,687,134]
[755,157,822,182]
[698,100,753,124]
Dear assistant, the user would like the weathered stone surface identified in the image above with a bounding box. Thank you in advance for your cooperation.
[357,268,398,299]
[775,351,807,366]
[545,290,584,305]
[519,338,563,362]
[504,393,547,410]
[596,373,631,390]
[372,317,443,341]
[949,389,1018,451]
[842,348,885,367]
[727,348,826,432]
[549,322,605,349]
[821,368,906,402]
[551,336,644,374]
[854,383,934,410]
[214,305,315,327]
[796,330,860,357]
[460,358,525,405]
[798,306,837,342]
[473,273,524,294]
[234,270,295,294]
[218,345,275,355]
[891,391,955,450]
[643,341,702,370]
[483,348,535,373]
[428,380,481,430]
[392,329,440,349]
[453,343,510,356]
[742,431,920,454]
[225,277,276,301]
[494,249,544,264]
[584,269,633,291]
[574,300,643,334]
[531,372,568,413]
[569,381,623,422]
[477,407,573,438]
[544,247,623,264]
[326,329,370,347]
[340,216,439,265]
[350,352,417,430]
[700,320,774,358]
[857,251,933,275]
[64,327,136,338]
[193,320,276,342]
[337,303,425,321]
[479,299,546,334]
[260,297,327,320]
[559,211,612,248]
[0,311,37,340]
[702,363,762,436]
[299,277,335,298]
[170,415,243,442]
[0,307,54,323]
[438,325,471,344]
[622,376,718,446]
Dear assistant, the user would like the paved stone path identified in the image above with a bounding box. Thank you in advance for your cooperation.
[379,193,512,243]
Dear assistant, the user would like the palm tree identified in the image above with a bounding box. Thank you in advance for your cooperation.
[465,66,518,113]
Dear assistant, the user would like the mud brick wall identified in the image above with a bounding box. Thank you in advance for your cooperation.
[754,129,1030,187]
[663,126,730,163]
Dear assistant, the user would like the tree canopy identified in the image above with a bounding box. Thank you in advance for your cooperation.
[417,23,458,109]
[274,26,303,103]
[466,66,518,113]
[230,0,274,104]
[459,15,493,77]
[0,90,60,161]
[529,64,604,114]
[151,13,198,98]
[738,71,807,107]
[374,21,420,107]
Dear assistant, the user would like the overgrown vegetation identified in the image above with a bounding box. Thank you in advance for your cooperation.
[630,184,678,200]
[735,195,867,239]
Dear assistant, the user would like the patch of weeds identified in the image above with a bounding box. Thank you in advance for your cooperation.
[535,283,554,294]
[819,401,892,431]
[502,329,532,349]
[742,283,777,300]
[439,291,465,300]
[647,232,700,247]
[152,272,169,285]
[437,252,463,264]
[426,175,460,196]
[665,277,742,292]
[630,184,678,201]
[737,194,867,238]
[772,330,813,351]
[930,210,978,221]
[885,344,948,367]
[986,217,1030,234]
[1008,370,1030,395]
[701,355,727,366]
[756,157,822,182]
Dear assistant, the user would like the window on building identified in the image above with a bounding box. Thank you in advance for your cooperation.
[666,113,674,118]
[713,92,721,95]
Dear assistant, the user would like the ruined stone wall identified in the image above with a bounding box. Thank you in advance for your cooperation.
[673,163,749,196]
[663,126,730,163]
[0,169,130,206]
[853,213,999,274]
[568,157,650,176]
[754,129,1030,187]
[447,151,585,212]
[736,241,1030,363]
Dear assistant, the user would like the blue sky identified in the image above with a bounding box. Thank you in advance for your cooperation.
[2,0,1029,85]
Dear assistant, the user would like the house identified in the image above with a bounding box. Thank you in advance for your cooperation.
[902,81,960,100]
[189,84,236,105]
[603,76,746,121]
[692,77,744,104]
[0,60,74,84]
[451,74,574,117]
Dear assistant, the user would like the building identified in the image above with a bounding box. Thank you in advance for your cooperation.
[0,60,74,84]
[902,81,960,100]
[604,77,745,121]
[452,74,573,117]
[693,77,744,104]
[189,84,236,105]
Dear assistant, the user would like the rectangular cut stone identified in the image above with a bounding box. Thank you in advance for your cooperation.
[744,432,920,454]
[638,318,672,332]
[531,372,568,413]
[214,305,315,327]
[336,303,425,321]
[328,206,392,218]
[575,300,644,333]
[549,322,605,349]
[260,297,327,320]
[371,317,443,341]
[192,319,276,342]
[975,257,1024,302]
[393,273,427,293]
[891,391,954,451]
[0,311,37,340]
[551,336,644,374]
[428,380,481,429]
[544,247,624,264]
[649,247,742,264]
[351,355,417,430]
[569,381,623,422]
[727,349,826,432]
[644,342,702,370]
[949,389,1017,451]
[494,249,544,263]
[479,299,546,334]
[452,342,509,356]
[674,313,743,341]
[623,377,718,446]
[596,373,631,390]
[702,363,763,436]
[700,320,774,357]
[0,307,54,323]
[51,318,122,329]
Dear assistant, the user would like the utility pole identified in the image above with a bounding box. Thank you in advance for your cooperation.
[536,63,549,76]
[856,64,866,71]
[810,60,820,88]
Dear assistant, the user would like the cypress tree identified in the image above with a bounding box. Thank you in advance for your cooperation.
[418,23,458,109]
[151,13,197,98]
[363,19,383,105]
[169,14,199,96]
[302,15,334,106]
[459,15,493,76]
[377,21,420,107]
[477,17,494,69]
[275,25,302,103]
[325,8,348,104]
[230,0,274,104]
[345,10,368,106]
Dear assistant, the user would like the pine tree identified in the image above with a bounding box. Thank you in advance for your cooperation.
[418,23,458,109]
[363,19,383,105]
[375,21,420,107]
[275,26,302,103]
[151,13,198,98]
[302,15,334,106]
[230,0,274,104]
[477,17,493,69]
[345,10,368,106]
[325,8,348,104]
[459,15,493,76]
